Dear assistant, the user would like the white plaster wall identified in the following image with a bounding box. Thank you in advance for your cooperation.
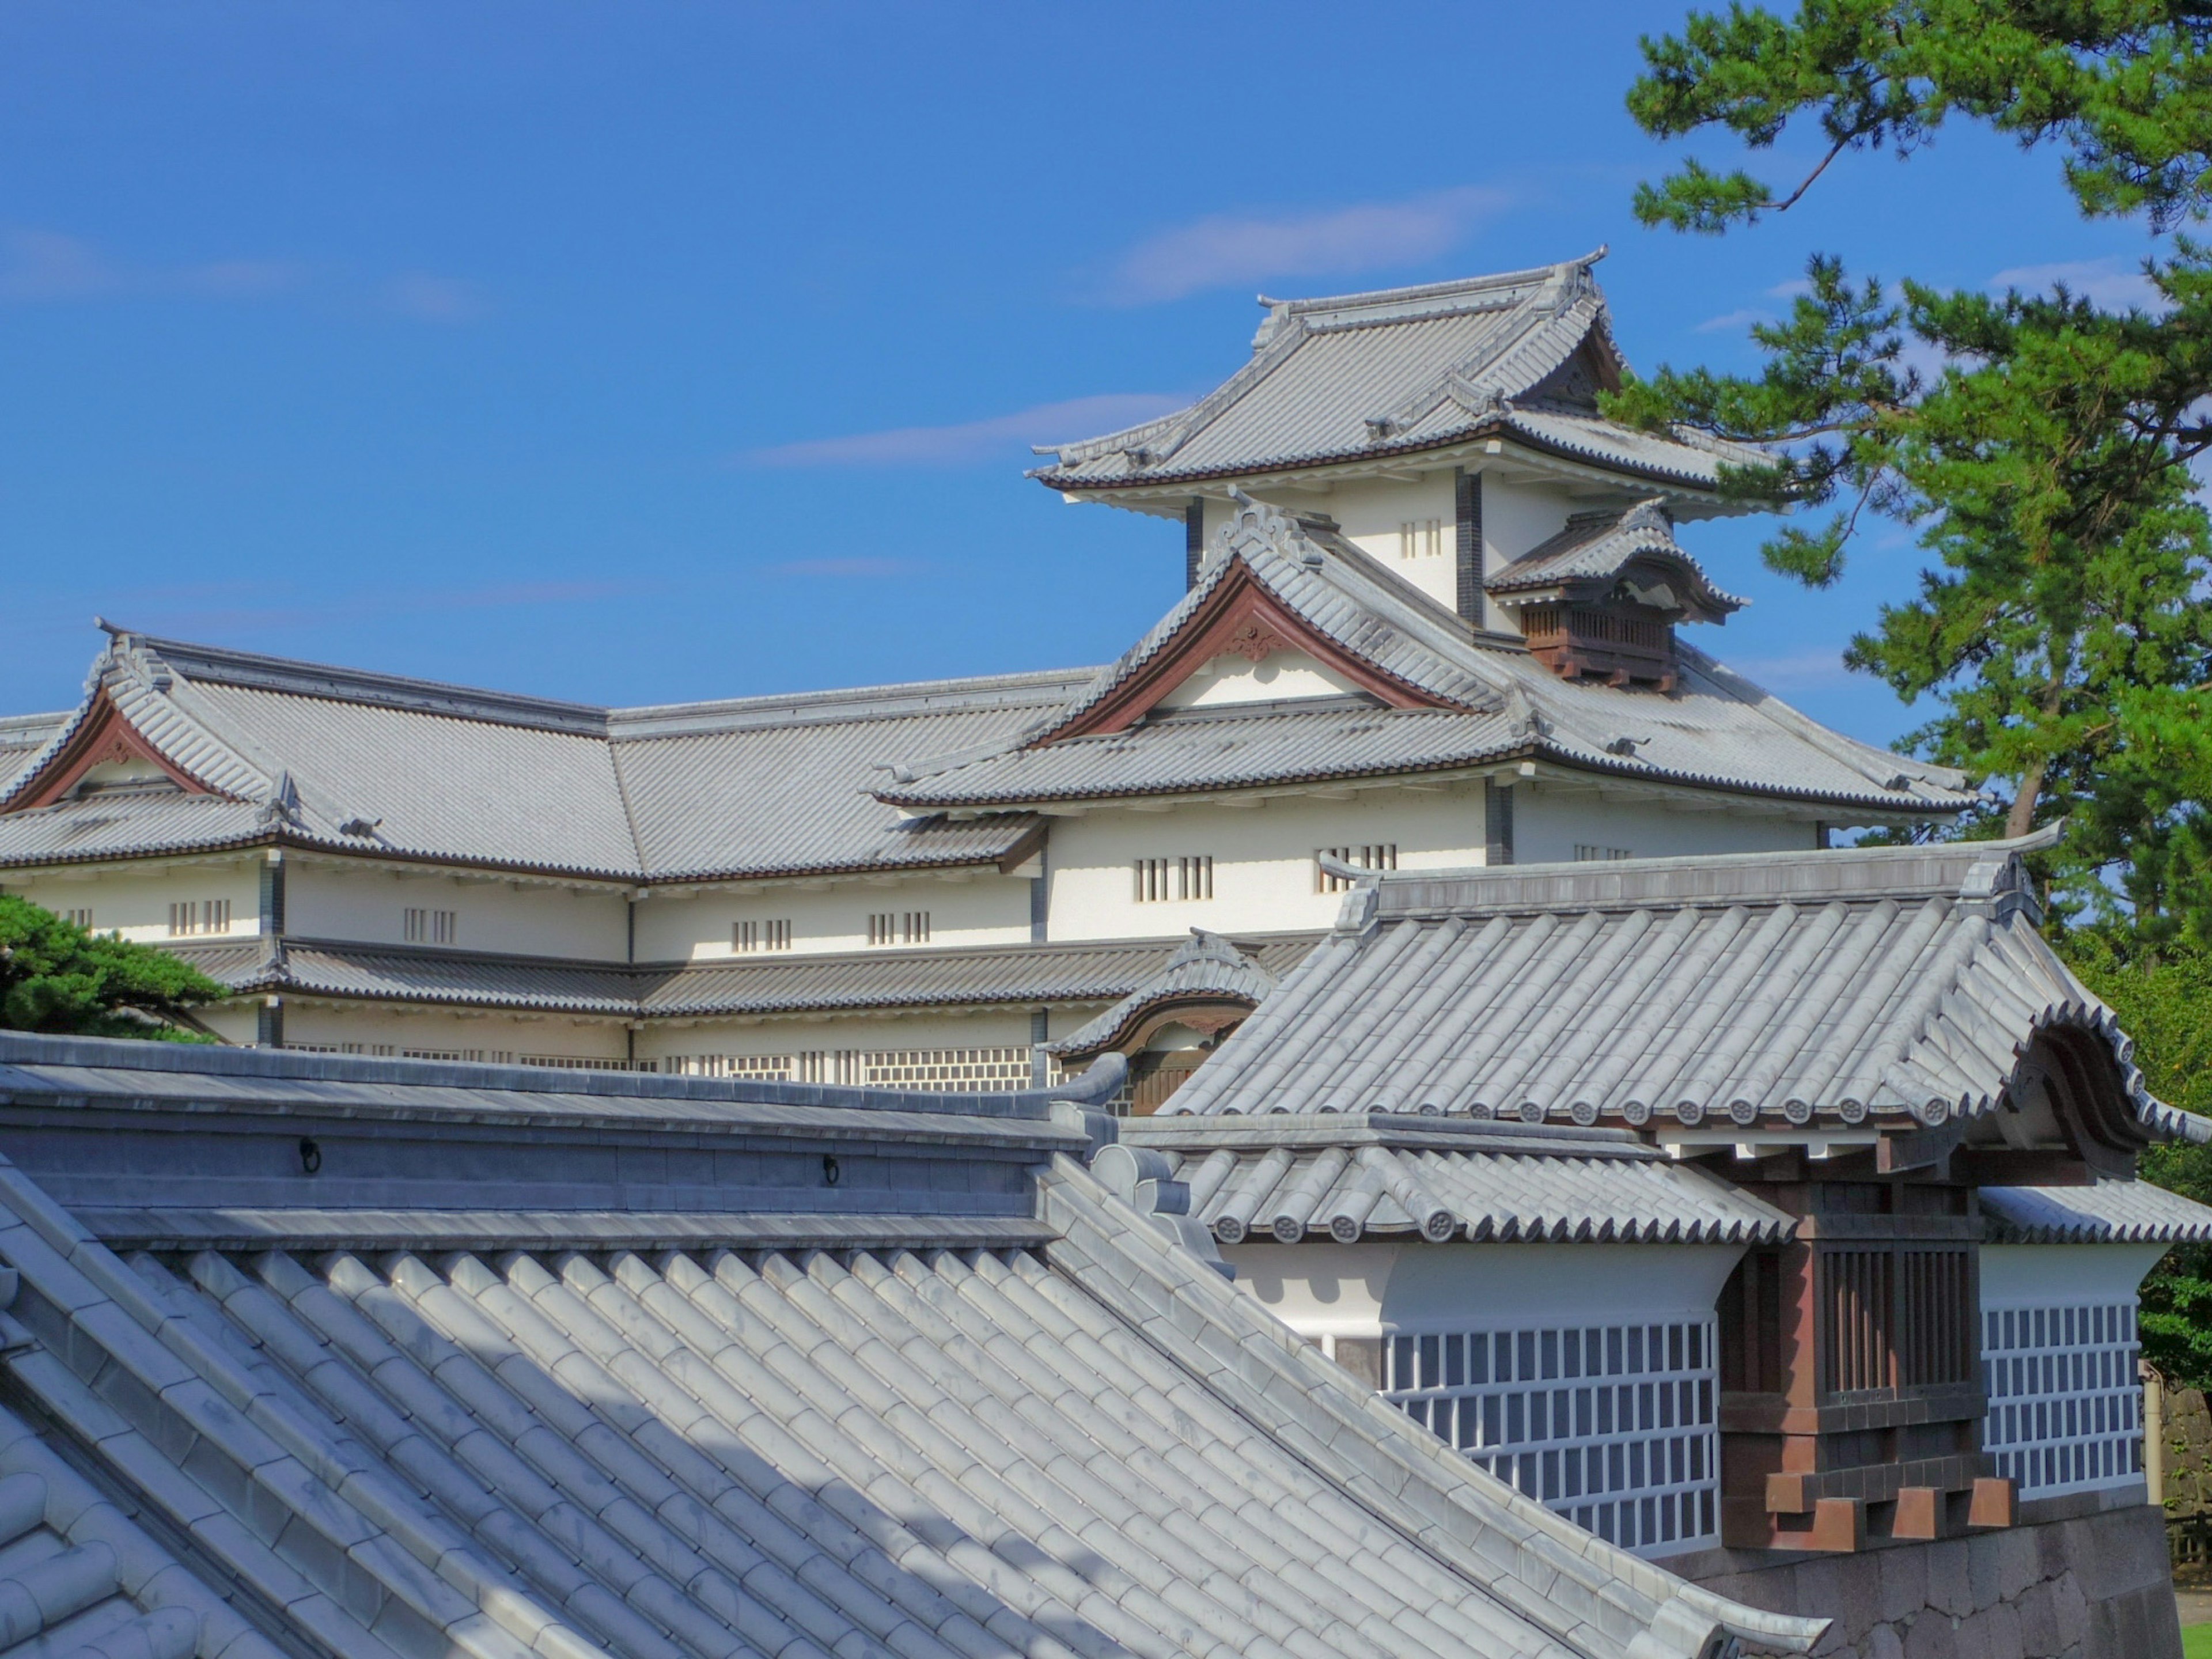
[287,859,628,960]
[634,872,1032,964]
[6,858,264,943]
[1304,474,1461,613]
[1980,1244,2171,1308]
[1509,785,1820,865]
[1044,786,1493,941]
[637,1010,1036,1071]
[277,1001,629,1063]
[1157,650,1359,709]
[1222,1240,1747,1338]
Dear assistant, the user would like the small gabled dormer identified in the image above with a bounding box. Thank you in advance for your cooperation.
[1484,499,1742,692]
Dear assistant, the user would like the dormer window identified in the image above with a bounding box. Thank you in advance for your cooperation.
[1484,501,1743,693]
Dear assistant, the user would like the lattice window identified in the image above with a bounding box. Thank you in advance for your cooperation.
[1134,856,1213,903]
[1316,844,1397,893]
[60,907,93,929]
[1399,520,1443,560]
[859,1047,1037,1092]
[1982,1301,2143,1499]
[167,899,233,937]
[733,919,793,953]
[664,1054,797,1081]
[519,1054,644,1072]
[403,907,457,945]
[1819,1245,1975,1394]
[1573,844,1633,862]
[867,911,931,946]
[1374,1319,1719,1556]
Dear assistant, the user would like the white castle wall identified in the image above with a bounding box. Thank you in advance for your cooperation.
[7,856,264,943]
[632,870,1032,963]
[287,858,629,959]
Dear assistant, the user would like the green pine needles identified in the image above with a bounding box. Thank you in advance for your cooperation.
[0,895,226,1041]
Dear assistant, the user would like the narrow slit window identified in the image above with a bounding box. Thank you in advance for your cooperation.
[734,919,794,953]
[1316,844,1397,893]
[403,907,458,944]
[1134,856,1214,903]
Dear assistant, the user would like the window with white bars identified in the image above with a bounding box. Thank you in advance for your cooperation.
[664,1054,797,1081]
[1373,1319,1720,1557]
[1574,844,1634,862]
[1400,519,1443,560]
[1134,856,1213,903]
[1316,843,1398,893]
[733,918,793,953]
[1981,1301,2143,1499]
[866,911,931,946]
[60,907,93,930]
[859,1047,1037,1092]
[403,907,457,944]
[520,1054,646,1072]
[167,899,233,937]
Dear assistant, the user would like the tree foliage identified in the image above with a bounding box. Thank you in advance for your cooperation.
[0,895,225,1041]
[1612,2,2212,945]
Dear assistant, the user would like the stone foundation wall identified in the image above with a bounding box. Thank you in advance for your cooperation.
[1671,1500,2178,1658]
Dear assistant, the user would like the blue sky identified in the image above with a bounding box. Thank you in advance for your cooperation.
[0,2,2160,758]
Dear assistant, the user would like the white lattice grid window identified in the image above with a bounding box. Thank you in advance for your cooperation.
[1981,1301,2144,1498]
[867,911,931,946]
[520,1054,644,1072]
[403,907,457,944]
[1380,1319,1720,1556]
[1316,844,1399,893]
[1574,845,1633,862]
[664,1054,797,1081]
[861,1047,1036,1092]
[61,908,93,929]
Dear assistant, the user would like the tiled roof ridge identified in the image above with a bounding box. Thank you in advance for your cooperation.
[0,1024,1123,1119]
[1344,826,2064,926]
[103,623,613,736]
[607,664,1100,740]
[1253,247,1608,325]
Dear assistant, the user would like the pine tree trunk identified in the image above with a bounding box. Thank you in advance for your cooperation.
[2006,755,2048,839]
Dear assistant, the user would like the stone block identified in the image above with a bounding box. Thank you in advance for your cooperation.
[1979,1598,2021,1659]
[2049,1571,2088,1652]
[1904,1611,1955,1659]
[1995,1525,2041,1604]
[1967,1531,2003,1611]
[1881,1543,1930,1625]
[1928,1539,1975,1617]
[1837,1548,1884,1641]
[2012,1580,2058,1657]
[1868,1623,1905,1659]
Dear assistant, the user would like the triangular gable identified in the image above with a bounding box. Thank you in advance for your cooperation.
[1032,558,1450,744]
[3,690,229,811]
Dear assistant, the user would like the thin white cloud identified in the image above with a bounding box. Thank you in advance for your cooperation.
[1694,306,1775,335]
[1988,257,2159,310]
[745,392,1186,469]
[1766,278,1814,300]
[0,227,472,320]
[1728,649,1858,691]
[1104,186,1510,305]
[384,272,485,323]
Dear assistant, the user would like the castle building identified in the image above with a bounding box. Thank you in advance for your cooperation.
[0,253,1972,1086]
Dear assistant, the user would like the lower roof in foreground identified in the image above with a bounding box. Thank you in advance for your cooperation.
[0,1030,1820,1659]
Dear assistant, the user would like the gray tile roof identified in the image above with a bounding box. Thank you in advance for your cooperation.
[1044,930,1279,1057]
[1029,254,1768,495]
[0,627,1081,881]
[174,931,1325,1021]
[1982,1180,2212,1244]
[879,498,1976,815]
[0,1029,1823,1659]
[1119,1113,1796,1245]
[1160,831,2212,1147]
[1486,499,1744,620]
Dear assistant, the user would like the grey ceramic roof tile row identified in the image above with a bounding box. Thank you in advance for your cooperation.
[1162,834,2212,1147]
[173,933,1323,1021]
[1118,1113,1794,1245]
[1030,255,1766,493]
[0,1031,1820,1659]
[1043,931,1279,1057]
[0,628,1077,882]
[880,499,1975,815]
[1980,1180,2212,1244]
